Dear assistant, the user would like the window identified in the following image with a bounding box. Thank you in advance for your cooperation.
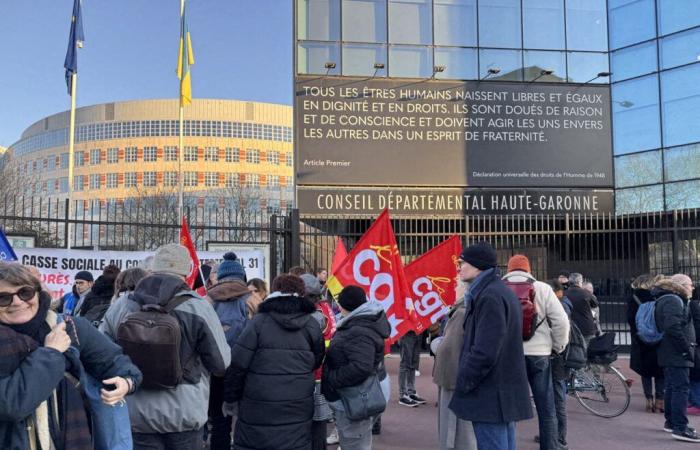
[297,0,340,40]
[47,156,56,171]
[614,151,663,188]
[205,172,218,187]
[285,154,293,166]
[388,0,432,45]
[225,173,239,187]
[184,172,198,187]
[73,175,84,191]
[342,0,386,43]
[612,74,661,154]
[164,172,178,187]
[611,42,657,82]
[90,149,101,165]
[89,174,101,189]
[566,0,608,51]
[342,44,387,77]
[389,46,432,78]
[268,151,280,165]
[615,185,664,214]
[246,148,260,164]
[608,0,656,50]
[269,175,280,187]
[298,42,341,75]
[125,147,138,162]
[60,153,69,169]
[106,173,118,189]
[523,51,566,82]
[143,146,157,162]
[434,47,478,80]
[567,52,609,84]
[59,177,69,193]
[665,144,700,182]
[107,148,119,164]
[479,0,521,48]
[75,152,85,167]
[666,180,700,210]
[247,173,260,188]
[185,146,198,162]
[225,147,240,162]
[479,49,523,81]
[204,147,219,161]
[657,0,700,36]
[124,173,137,188]
[523,0,565,50]
[143,172,156,187]
[434,0,477,47]
[661,64,700,147]
[660,28,700,70]
[164,146,178,161]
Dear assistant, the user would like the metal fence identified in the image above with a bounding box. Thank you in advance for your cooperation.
[2,195,699,348]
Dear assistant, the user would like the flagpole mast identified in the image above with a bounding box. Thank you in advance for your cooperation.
[177,0,185,221]
[67,73,77,250]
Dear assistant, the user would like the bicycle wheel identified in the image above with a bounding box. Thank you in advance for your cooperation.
[572,364,631,418]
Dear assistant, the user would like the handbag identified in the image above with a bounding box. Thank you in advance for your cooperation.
[337,372,387,421]
[313,381,333,422]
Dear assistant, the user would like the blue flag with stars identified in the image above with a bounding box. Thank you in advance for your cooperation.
[0,229,17,261]
[64,0,85,95]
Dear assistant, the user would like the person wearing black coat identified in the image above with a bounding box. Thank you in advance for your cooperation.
[322,285,390,450]
[653,274,699,442]
[75,273,117,326]
[626,274,665,413]
[565,273,599,340]
[448,242,533,450]
[225,274,325,450]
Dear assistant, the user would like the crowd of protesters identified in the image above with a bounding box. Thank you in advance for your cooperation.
[1,239,699,449]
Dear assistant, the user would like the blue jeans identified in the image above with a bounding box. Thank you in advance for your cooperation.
[553,379,567,446]
[664,367,690,433]
[472,422,515,450]
[526,356,558,450]
[689,380,700,408]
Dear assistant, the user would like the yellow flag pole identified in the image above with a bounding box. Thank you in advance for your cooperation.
[177,0,185,221]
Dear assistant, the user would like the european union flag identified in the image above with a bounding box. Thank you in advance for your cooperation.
[0,229,17,261]
[64,0,85,95]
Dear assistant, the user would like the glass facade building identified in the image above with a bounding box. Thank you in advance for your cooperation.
[296,0,700,214]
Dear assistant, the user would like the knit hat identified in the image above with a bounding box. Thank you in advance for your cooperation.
[151,243,192,278]
[338,285,367,312]
[75,270,94,282]
[300,273,322,297]
[507,254,531,274]
[217,252,247,282]
[459,241,498,271]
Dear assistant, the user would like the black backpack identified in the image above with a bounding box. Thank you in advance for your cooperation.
[117,295,193,389]
[564,321,587,369]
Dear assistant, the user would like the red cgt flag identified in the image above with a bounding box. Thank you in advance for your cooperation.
[326,209,413,342]
[179,216,200,288]
[403,235,462,332]
[330,236,348,276]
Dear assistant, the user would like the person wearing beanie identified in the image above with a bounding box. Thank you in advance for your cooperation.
[449,242,533,450]
[322,285,391,450]
[217,252,248,283]
[225,274,324,450]
[99,243,231,448]
[59,270,94,315]
[503,255,569,450]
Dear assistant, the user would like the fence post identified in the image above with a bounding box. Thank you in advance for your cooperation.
[672,210,680,274]
[270,214,278,278]
[289,209,301,269]
[63,198,70,249]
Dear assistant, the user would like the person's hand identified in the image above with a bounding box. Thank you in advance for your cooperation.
[101,377,130,406]
[222,401,238,417]
[44,322,71,353]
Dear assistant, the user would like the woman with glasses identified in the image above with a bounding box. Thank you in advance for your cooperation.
[0,262,142,450]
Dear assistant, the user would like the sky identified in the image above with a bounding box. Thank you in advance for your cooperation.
[0,0,293,147]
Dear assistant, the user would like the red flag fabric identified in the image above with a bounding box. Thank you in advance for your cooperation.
[179,216,200,288]
[326,209,413,343]
[330,237,347,275]
[403,235,462,331]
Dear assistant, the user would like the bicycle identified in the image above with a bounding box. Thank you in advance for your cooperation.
[567,361,631,418]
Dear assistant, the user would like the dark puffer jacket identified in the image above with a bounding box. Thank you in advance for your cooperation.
[627,288,663,378]
[653,279,696,368]
[566,285,598,337]
[76,275,115,325]
[322,300,390,403]
[225,293,324,450]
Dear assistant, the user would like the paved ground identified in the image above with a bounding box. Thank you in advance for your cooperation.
[329,354,689,450]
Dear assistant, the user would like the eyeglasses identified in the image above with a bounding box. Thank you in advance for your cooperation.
[0,286,38,307]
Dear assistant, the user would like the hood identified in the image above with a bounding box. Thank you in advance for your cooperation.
[258,293,317,330]
[87,275,116,299]
[652,278,688,300]
[633,288,655,303]
[337,300,391,339]
[208,279,250,302]
[132,273,191,306]
[503,270,536,283]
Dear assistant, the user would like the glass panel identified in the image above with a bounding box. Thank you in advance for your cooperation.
[388,45,432,78]
[343,44,387,76]
[665,143,700,182]
[523,0,565,50]
[657,0,700,36]
[660,27,700,70]
[434,47,478,80]
[479,49,523,81]
[615,185,664,214]
[661,64,700,147]
[567,52,609,83]
[478,0,521,48]
[297,0,340,41]
[523,50,566,82]
[297,42,340,75]
[342,0,386,43]
[614,150,662,188]
[434,0,477,47]
[666,180,700,209]
[389,0,432,45]
[566,0,608,51]
[612,74,661,154]
[611,41,657,82]
[608,0,656,50]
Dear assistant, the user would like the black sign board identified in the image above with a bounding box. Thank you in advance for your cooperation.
[295,76,613,189]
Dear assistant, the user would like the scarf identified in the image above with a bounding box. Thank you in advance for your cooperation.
[1,292,91,450]
[463,267,496,308]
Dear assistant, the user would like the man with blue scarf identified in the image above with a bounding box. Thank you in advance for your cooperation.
[449,241,533,450]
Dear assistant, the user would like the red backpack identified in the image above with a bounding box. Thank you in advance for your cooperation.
[504,279,543,341]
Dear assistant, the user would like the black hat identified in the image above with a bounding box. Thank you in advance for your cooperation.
[338,285,367,312]
[75,270,94,282]
[459,241,497,270]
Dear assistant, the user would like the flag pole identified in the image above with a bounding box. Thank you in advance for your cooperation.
[177,0,185,221]
[67,73,77,250]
